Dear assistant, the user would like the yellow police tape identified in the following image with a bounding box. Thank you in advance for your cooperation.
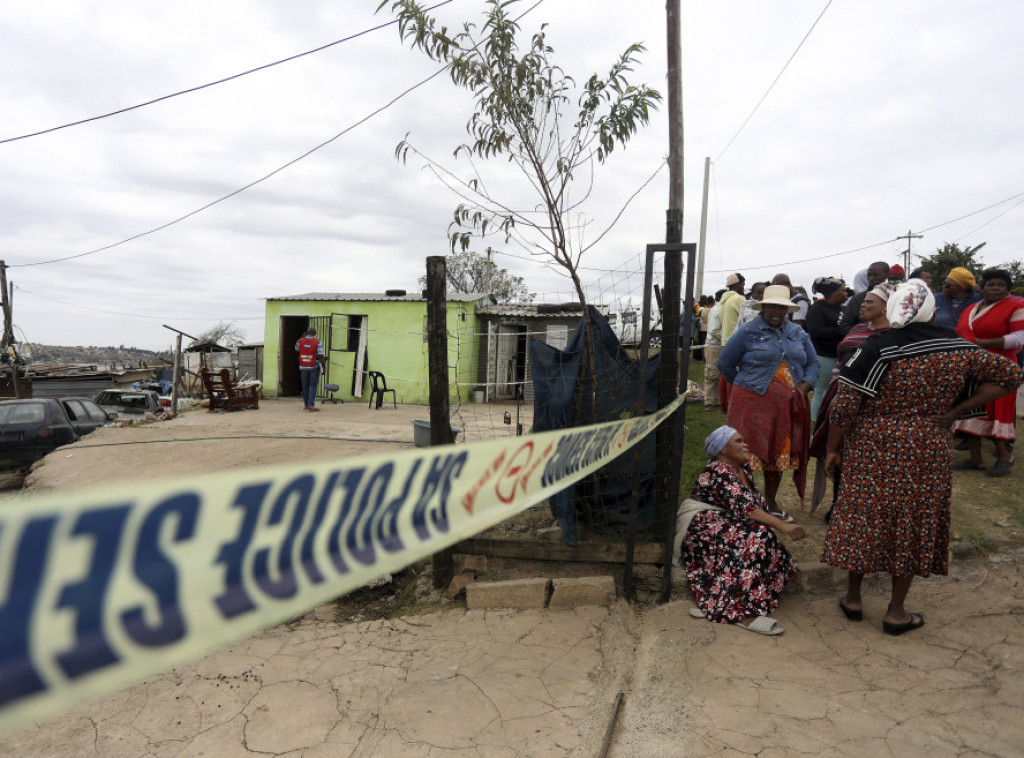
[0,395,683,736]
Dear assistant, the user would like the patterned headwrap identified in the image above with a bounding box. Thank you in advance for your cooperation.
[946,267,975,291]
[812,276,846,297]
[704,425,737,460]
[886,279,936,328]
[869,282,893,302]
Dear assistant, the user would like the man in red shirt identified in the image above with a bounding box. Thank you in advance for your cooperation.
[295,326,325,411]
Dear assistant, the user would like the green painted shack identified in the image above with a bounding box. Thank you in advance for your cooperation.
[263,291,493,406]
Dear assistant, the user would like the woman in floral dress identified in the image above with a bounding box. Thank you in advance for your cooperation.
[679,426,806,635]
[822,280,1023,635]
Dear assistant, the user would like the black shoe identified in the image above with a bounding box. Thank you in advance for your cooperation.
[987,460,1014,478]
[839,598,863,622]
[883,612,925,636]
[952,459,985,471]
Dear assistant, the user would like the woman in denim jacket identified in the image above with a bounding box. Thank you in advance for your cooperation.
[717,285,818,520]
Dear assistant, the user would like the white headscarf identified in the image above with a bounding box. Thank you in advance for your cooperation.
[853,269,870,294]
[869,282,893,302]
[886,279,935,328]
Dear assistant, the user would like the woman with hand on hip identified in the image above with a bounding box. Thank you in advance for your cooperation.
[822,280,1022,635]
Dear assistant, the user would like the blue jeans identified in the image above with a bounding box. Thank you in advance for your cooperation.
[811,355,836,422]
[300,367,320,408]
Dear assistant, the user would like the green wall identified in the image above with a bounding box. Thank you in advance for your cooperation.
[263,298,483,406]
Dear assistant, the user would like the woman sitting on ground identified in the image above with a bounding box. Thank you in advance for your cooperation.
[673,426,806,636]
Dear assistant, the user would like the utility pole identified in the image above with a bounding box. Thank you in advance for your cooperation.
[897,229,923,274]
[0,260,24,398]
[426,255,454,589]
[163,324,198,417]
[665,0,683,245]
[695,156,710,297]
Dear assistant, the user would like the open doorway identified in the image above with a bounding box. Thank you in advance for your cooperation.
[494,324,527,400]
[279,315,309,397]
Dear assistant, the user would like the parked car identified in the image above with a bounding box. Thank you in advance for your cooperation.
[94,388,164,418]
[0,397,113,465]
[607,309,663,348]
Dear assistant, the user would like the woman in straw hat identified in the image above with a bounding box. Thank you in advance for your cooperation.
[717,284,819,522]
[822,280,1022,635]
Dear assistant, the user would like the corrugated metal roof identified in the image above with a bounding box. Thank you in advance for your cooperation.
[477,303,596,318]
[267,292,492,303]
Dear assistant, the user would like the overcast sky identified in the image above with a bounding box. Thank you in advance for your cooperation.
[2,0,1023,351]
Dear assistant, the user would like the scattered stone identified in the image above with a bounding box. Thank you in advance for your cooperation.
[549,576,616,609]
[453,554,487,574]
[465,578,549,609]
[951,541,979,559]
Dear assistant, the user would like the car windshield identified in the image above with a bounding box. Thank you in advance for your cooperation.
[0,403,47,424]
[96,392,149,409]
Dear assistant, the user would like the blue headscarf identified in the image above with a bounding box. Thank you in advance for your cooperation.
[704,425,737,460]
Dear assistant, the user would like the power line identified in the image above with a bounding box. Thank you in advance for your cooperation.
[703,189,1024,274]
[0,0,457,145]
[10,0,549,270]
[715,0,834,163]
[15,285,263,321]
[918,190,1024,233]
[11,67,449,268]
[953,196,1024,243]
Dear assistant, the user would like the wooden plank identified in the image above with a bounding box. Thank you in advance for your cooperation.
[454,538,664,565]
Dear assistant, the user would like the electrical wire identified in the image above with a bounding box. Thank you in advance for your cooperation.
[715,0,834,163]
[10,0,548,270]
[14,285,264,321]
[953,196,1024,243]
[0,0,457,145]
[10,66,450,268]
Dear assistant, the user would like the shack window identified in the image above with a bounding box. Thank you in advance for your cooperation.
[546,324,568,350]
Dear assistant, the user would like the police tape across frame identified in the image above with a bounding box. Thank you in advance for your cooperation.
[0,394,684,737]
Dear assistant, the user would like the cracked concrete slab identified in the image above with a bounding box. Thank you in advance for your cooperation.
[3,553,1023,756]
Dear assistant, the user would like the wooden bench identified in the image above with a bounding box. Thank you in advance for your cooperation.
[200,367,260,412]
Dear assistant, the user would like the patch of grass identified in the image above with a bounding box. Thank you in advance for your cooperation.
[388,600,446,618]
[679,360,727,495]
[951,527,996,553]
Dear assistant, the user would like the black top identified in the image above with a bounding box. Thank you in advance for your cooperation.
[806,300,844,358]
[838,291,867,336]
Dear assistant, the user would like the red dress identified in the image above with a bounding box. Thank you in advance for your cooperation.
[822,349,1023,576]
[685,460,797,623]
[953,296,1024,440]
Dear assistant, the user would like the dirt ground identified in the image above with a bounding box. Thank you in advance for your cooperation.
[3,399,1024,756]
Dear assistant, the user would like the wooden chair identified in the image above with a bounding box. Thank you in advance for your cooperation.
[367,371,396,409]
[200,367,260,412]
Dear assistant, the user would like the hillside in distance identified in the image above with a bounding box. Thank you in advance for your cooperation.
[25,343,171,366]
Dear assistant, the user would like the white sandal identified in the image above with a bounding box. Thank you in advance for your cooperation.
[689,607,706,618]
[739,616,784,636]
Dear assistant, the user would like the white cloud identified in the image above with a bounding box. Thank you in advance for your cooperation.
[1,0,1022,349]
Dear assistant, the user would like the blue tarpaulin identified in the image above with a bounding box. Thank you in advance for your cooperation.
[530,306,661,546]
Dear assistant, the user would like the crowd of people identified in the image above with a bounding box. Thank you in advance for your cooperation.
[678,261,1024,636]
